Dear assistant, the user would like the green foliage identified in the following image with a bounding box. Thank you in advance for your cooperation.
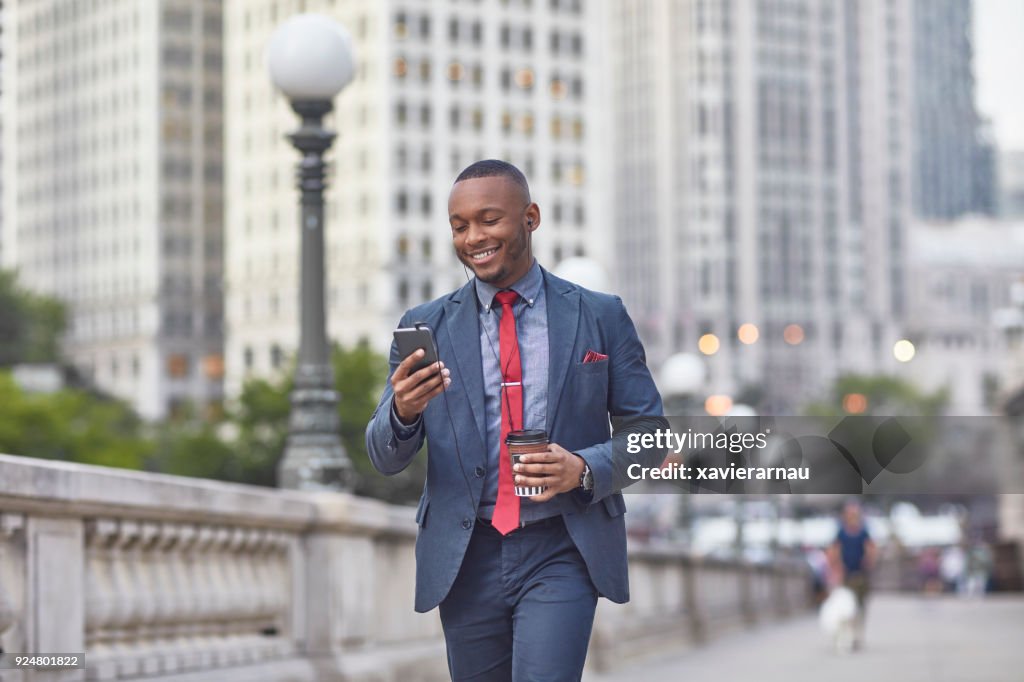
[802,374,949,417]
[0,269,66,366]
[334,341,426,503]
[0,371,152,469]
[0,332,423,504]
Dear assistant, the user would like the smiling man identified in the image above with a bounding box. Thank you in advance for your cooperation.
[366,160,667,681]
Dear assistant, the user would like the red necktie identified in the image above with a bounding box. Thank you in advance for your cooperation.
[491,290,522,535]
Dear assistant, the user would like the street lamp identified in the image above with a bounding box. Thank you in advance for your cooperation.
[267,14,356,490]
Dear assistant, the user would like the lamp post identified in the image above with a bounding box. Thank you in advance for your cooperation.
[267,14,356,490]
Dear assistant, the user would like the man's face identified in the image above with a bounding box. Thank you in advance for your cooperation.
[449,176,539,290]
[843,504,862,529]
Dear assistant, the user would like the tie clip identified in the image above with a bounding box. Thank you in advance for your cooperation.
[500,381,522,387]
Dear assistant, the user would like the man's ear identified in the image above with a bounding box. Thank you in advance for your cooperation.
[525,203,541,232]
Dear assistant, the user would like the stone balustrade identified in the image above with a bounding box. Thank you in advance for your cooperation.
[0,454,809,681]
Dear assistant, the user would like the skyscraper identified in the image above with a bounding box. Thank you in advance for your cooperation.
[223,0,610,396]
[609,0,913,411]
[1,0,225,418]
[912,0,995,219]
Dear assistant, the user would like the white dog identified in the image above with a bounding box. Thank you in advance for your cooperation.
[818,586,860,653]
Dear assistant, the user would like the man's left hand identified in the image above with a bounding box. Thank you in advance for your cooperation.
[513,443,585,502]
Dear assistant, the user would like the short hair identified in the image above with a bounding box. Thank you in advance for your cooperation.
[454,159,531,202]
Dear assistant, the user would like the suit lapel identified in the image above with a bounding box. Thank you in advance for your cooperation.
[443,283,488,450]
[544,270,580,433]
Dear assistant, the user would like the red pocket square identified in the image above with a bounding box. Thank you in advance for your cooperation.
[583,350,608,363]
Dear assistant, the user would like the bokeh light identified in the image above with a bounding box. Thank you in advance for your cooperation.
[698,333,720,355]
[893,339,916,362]
[842,393,868,414]
[738,323,759,344]
[783,324,804,345]
[705,394,734,416]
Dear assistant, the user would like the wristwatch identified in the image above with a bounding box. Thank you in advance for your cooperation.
[579,460,594,492]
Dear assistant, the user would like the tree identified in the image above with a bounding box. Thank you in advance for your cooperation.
[153,341,425,503]
[803,374,949,417]
[0,371,152,469]
[0,269,66,366]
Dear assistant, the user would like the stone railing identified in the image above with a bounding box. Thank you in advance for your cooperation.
[0,454,809,681]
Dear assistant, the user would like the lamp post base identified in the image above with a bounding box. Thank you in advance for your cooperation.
[278,364,354,491]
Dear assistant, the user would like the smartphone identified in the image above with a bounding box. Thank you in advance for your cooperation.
[394,326,440,374]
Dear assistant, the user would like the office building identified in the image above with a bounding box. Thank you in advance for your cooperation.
[1,0,225,418]
[609,0,913,412]
[223,0,610,395]
[912,0,995,219]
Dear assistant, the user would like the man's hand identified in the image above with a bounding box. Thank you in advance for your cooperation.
[513,443,585,502]
[392,349,450,424]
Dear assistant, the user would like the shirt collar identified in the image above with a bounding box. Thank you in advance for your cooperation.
[475,259,542,312]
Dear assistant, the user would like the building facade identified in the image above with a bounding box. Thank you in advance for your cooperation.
[912,0,995,219]
[0,0,224,418]
[609,0,912,412]
[999,150,1024,219]
[903,218,1024,413]
[223,0,610,396]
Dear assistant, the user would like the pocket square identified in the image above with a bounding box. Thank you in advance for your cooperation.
[582,350,608,363]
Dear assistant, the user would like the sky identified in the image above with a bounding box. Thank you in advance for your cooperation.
[974,0,1024,151]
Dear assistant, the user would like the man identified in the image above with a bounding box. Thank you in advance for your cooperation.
[366,160,667,680]
[828,500,878,649]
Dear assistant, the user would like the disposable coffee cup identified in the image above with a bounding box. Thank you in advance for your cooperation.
[506,429,549,497]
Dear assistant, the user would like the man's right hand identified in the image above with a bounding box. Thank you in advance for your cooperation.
[392,349,451,424]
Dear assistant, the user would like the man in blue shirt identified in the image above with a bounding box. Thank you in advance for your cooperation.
[366,160,667,680]
[829,500,878,649]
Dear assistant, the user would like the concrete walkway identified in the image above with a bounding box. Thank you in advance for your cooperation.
[586,594,1024,682]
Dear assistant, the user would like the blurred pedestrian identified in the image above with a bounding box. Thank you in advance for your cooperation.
[827,501,878,649]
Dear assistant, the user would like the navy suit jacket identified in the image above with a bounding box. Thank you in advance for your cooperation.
[366,268,668,612]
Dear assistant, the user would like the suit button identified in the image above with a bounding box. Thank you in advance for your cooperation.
[462,518,472,530]
[474,466,485,478]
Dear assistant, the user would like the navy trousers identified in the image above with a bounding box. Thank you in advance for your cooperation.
[438,516,599,681]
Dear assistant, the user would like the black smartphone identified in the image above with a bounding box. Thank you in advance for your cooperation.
[394,326,440,374]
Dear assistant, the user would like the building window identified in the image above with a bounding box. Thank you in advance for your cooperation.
[204,355,225,379]
[271,345,284,369]
[571,34,582,56]
[515,67,535,90]
[396,191,409,214]
[167,354,189,378]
